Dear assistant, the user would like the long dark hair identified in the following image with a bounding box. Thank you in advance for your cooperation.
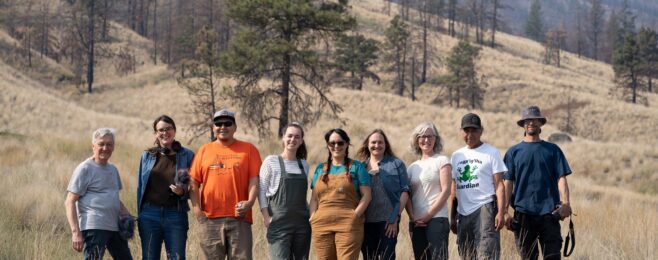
[281,122,307,160]
[147,115,181,154]
[322,128,352,184]
[356,129,396,160]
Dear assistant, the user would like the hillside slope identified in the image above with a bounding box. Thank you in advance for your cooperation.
[1,0,655,192]
[0,2,657,259]
[353,0,658,144]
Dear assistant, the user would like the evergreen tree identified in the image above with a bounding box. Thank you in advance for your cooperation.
[446,41,483,109]
[525,0,544,42]
[334,34,380,90]
[447,0,457,37]
[612,33,641,104]
[588,0,605,60]
[573,1,586,58]
[618,0,636,34]
[177,25,221,141]
[220,0,355,137]
[384,15,410,97]
[636,27,658,92]
[490,0,504,48]
[604,10,621,62]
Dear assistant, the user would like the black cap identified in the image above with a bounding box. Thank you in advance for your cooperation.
[461,113,482,129]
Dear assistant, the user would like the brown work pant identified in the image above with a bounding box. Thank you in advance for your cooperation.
[312,228,364,260]
[199,217,252,260]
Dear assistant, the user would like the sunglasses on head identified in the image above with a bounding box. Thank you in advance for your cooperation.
[328,141,346,147]
[214,121,234,128]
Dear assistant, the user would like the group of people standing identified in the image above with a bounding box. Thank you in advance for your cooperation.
[65,105,573,260]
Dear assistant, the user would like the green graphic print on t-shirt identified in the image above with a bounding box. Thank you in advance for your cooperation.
[457,163,479,183]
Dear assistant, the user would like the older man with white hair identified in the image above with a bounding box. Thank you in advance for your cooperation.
[64,128,133,260]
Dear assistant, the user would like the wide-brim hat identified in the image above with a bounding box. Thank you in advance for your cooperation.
[517,106,547,127]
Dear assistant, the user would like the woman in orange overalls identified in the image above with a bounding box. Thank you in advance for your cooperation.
[309,128,372,260]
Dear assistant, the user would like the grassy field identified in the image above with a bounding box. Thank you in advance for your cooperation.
[0,132,656,259]
[0,0,657,259]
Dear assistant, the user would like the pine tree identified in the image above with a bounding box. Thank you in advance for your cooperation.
[636,27,658,93]
[618,0,636,35]
[177,25,221,141]
[447,0,457,37]
[220,0,355,137]
[334,34,380,90]
[588,0,605,60]
[384,15,410,97]
[446,41,483,109]
[612,33,642,104]
[525,0,544,42]
[604,10,621,62]
[573,1,586,58]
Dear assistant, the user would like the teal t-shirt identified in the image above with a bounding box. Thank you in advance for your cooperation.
[311,160,370,195]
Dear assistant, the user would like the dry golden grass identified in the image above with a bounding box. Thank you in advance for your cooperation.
[353,0,658,146]
[1,133,655,259]
[0,0,657,258]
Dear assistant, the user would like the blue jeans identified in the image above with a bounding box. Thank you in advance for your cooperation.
[138,203,189,260]
[362,221,398,260]
[82,229,133,260]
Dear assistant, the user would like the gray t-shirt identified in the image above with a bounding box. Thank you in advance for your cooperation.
[67,158,122,231]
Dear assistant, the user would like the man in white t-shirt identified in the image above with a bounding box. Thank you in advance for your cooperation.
[449,113,507,260]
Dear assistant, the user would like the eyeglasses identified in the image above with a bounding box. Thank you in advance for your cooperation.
[328,141,346,147]
[417,135,436,140]
[214,121,234,128]
[156,127,174,134]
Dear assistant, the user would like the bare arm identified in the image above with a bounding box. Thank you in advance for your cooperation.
[449,180,458,234]
[557,176,572,219]
[189,179,203,219]
[405,195,415,221]
[419,165,452,223]
[503,179,514,228]
[309,189,318,220]
[398,191,409,217]
[354,186,372,217]
[65,192,83,252]
[493,172,505,230]
[236,176,259,215]
[504,179,513,211]
[119,201,130,217]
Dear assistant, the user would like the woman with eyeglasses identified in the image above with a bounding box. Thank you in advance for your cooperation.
[356,129,410,260]
[136,115,195,260]
[405,122,453,260]
[258,123,312,260]
[310,128,372,260]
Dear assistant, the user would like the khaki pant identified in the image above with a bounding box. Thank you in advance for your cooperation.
[199,217,252,260]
